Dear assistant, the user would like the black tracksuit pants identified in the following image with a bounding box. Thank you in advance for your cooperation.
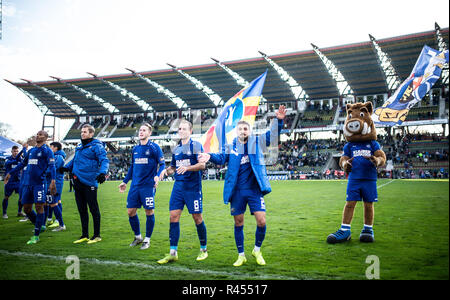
[74,178,101,238]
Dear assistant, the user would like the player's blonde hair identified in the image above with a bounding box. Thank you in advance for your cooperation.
[179,119,193,131]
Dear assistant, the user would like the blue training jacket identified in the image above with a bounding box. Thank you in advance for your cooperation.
[208,119,283,204]
[64,139,109,188]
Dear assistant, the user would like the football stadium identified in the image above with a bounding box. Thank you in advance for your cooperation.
[0,3,449,285]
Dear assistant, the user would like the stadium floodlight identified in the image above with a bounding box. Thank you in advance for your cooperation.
[87,72,153,112]
[19,78,86,115]
[369,34,402,91]
[4,79,50,115]
[50,76,119,114]
[435,22,449,85]
[210,57,268,104]
[258,50,309,100]
[168,63,223,106]
[125,68,187,109]
[311,43,354,96]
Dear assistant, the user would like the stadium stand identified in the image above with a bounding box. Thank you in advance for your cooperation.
[4,27,448,181]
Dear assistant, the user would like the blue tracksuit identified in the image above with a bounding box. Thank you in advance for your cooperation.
[64,139,109,188]
[208,119,283,205]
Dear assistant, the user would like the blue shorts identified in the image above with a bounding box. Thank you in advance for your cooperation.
[4,182,20,197]
[45,193,61,204]
[346,180,378,202]
[127,185,156,210]
[169,182,203,214]
[21,184,46,205]
[229,188,265,216]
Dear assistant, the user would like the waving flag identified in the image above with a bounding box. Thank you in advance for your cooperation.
[372,45,449,126]
[201,70,267,153]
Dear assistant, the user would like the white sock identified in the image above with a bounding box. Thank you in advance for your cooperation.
[364,224,373,228]
[341,223,351,231]
[253,246,261,252]
[135,234,142,239]
[238,252,245,256]
[170,249,177,256]
[144,237,150,243]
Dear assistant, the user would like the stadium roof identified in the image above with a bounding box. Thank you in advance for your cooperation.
[6,27,449,118]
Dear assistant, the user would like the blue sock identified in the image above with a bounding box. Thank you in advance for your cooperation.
[255,225,266,248]
[34,213,44,236]
[128,215,140,236]
[2,199,7,215]
[146,214,155,239]
[169,222,180,250]
[196,221,207,249]
[44,205,49,222]
[27,210,37,224]
[48,206,54,220]
[234,225,244,254]
[53,205,64,227]
[18,200,23,213]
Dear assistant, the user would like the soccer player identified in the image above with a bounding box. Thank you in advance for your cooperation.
[118,123,165,250]
[44,142,66,232]
[198,105,286,266]
[157,119,207,264]
[2,145,26,219]
[4,130,56,245]
[61,124,109,244]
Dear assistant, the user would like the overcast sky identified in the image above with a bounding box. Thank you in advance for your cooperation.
[0,0,449,141]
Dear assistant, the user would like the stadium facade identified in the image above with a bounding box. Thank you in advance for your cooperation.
[3,26,449,181]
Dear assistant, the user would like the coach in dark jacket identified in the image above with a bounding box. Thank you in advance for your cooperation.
[62,124,109,244]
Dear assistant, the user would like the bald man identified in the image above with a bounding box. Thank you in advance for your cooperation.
[5,130,56,245]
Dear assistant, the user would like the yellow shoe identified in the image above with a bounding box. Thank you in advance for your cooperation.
[233,255,247,267]
[87,236,102,244]
[157,253,178,264]
[73,236,89,244]
[196,250,208,261]
[252,249,266,266]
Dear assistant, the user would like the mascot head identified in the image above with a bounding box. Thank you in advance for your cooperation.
[343,102,377,142]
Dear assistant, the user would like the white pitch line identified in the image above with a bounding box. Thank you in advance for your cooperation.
[377,179,395,190]
[0,249,299,280]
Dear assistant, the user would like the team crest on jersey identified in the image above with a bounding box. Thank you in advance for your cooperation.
[145,150,150,156]
[37,152,42,157]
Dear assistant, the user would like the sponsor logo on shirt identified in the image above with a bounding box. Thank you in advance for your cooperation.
[135,158,149,164]
[176,159,191,167]
[29,159,38,165]
[240,155,250,165]
[352,149,371,157]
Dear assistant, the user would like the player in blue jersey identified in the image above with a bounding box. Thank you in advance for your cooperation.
[44,142,66,232]
[157,119,207,264]
[199,105,286,266]
[119,123,165,250]
[4,130,56,244]
[2,145,26,219]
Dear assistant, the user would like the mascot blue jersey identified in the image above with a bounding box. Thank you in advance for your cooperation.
[343,140,381,181]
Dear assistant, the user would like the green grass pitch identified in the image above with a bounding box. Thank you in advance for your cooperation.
[0,179,448,280]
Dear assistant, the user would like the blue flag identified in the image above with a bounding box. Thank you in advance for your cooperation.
[372,45,449,126]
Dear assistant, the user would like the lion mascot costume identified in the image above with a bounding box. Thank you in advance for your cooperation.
[327,102,386,243]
